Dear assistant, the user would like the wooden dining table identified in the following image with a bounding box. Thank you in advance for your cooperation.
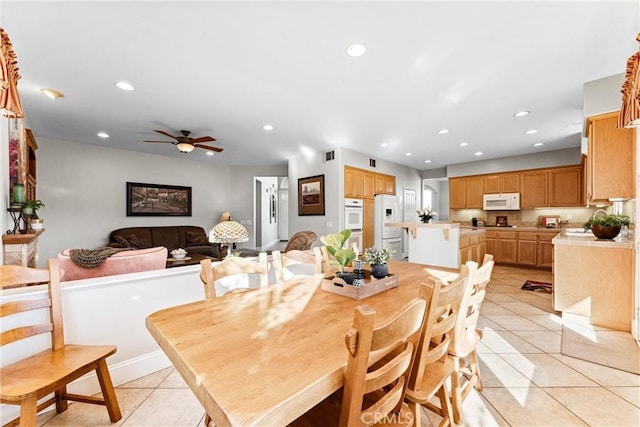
[145,260,451,427]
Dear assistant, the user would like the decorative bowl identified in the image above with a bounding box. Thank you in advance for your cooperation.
[590,225,621,240]
[170,249,187,259]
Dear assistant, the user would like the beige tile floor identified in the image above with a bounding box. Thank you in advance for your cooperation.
[35,265,639,426]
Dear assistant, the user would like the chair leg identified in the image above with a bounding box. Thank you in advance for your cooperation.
[19,396,38,427]
[451,357,463,424]
[205,413,212,426]
[469,350,483,391]
[411,401,422,427]
[96,359,122,422]
[436,382,454,427]
[55,385,69,413]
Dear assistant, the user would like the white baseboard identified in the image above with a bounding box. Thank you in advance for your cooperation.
[70,350,173,395]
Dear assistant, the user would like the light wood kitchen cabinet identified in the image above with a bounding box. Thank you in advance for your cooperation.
[344,166,364,198]
[538,233,554,268]
[363,198,375,250]
[517,232,538,266]
[465,176,483,209]
[374,174,386,195]
[586,111,635,203]
[385,175,396,195]
[449,177,466,209]
[520,170,548,208]
[549,166,582,207]
[449,176,482,209]
[483,173,519,194]
[485,230,516,264]
[460,232,486,265]
[364,173,375,198]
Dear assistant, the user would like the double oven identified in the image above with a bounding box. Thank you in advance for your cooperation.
[344,198,364,252]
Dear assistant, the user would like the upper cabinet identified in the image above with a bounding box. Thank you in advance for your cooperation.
[450,165,583,210]
[586,111,635,203]
[483,173,519,194]
[25,129,38,200]
[344,166,396,199]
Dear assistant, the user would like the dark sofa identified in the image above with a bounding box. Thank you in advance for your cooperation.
[108,226,220,258]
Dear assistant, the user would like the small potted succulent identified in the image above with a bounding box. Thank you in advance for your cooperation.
[363,246,395,279]
[22,199,45,217]
[320,229,357,284]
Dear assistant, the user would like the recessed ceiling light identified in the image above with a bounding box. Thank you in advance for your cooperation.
[459,142,469,147]
[97,132,109,138]
[346,43,366,57]
[533,142,544,147]
[380,143,388,147]
[405,152,413,156]
[525,129,538,135]
[263,124,274,131]
[474,151,483,156]
[424,160,432,164]
[438,129,449,135]
[513,111,531,118]
[40,88,64,99]
[115,81,134,91]
[206,151,215,156]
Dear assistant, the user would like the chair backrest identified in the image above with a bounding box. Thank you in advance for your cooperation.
[199,253,269,298]
[283,230,317,252]
[408,274,469,392]
[0,259,65,352]
[450,254,494,356]
[340,285,429,426]
[271,247,322,282]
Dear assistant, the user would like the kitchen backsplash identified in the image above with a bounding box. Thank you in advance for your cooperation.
[449,201,635,228]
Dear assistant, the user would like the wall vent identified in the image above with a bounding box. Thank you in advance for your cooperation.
[325,150,335,161]
[369,158,376,167]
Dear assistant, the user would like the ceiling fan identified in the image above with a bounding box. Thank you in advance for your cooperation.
[143,129,223,153]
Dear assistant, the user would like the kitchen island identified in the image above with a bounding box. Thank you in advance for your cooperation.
[553,231,634,331]
[387,222,486,268]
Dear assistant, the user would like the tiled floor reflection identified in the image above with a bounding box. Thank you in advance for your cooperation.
[38,265,639,426]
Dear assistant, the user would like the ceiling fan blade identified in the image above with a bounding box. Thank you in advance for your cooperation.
[153,130,179,140]
[191,136,216,143]
[195,144,223,152]
[143,140,175,143]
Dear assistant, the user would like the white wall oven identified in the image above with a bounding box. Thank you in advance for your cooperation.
[345,198,363,253]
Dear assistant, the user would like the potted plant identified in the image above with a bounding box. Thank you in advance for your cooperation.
[320,229,357,284]
[362,247,395,278]
[22,199,45,218]
[584,213,630,240]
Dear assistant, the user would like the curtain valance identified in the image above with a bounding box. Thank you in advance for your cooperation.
[0,27,24,118]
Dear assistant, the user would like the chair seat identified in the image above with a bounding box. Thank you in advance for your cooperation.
[1,344,117,401]
[289,389,415,427]
[405,357,455,404]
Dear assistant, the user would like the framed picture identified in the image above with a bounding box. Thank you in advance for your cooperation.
[298,174,325,216]
[496,216,508,227]
[8,118,26,199]
[126,182,192,216]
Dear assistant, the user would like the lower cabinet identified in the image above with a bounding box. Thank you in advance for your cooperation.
[485,229,557,268]
[459,232,486,265]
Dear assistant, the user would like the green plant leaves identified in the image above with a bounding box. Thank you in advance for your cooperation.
[320,229,352,256]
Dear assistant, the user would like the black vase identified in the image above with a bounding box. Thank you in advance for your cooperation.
[336,271,354,285]
[370,263,388,279]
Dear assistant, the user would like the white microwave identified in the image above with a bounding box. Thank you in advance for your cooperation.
[483,193,520,211]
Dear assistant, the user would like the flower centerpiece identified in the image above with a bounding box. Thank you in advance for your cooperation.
[362,246,395,279]
[417,207,437,223]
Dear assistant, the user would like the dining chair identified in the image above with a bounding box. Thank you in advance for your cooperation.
[289,283,430,427]
[449,254,494,424]
[199,253,269,299]
[0,259,122,426]
[405,273,470,427]
[271,247,322,282]
[283,230,318,252]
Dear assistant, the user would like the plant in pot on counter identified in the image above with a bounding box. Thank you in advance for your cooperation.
[320,229,357,284]
[363,247,395,279]
[584,213,630,240]
[417,207,437,223]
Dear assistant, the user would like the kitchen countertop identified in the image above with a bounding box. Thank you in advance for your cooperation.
[552,232,634,249]
[461,226,561,233]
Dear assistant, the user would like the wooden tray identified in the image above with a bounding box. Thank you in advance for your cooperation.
[321,272,398,300]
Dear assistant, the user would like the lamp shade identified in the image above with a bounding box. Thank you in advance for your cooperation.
[176,142,195,153]
[209,220,249,244]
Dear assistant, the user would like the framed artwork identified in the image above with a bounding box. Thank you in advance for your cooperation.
[298,174,325,216]
[7,118,26,199]
[126,182,192,216]
[496,216,508,227]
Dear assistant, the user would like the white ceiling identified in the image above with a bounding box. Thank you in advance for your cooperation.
[2,1,638,170]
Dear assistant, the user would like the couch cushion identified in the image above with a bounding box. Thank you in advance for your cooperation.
[114,234,142,249]
[150,227,181,251]
[110,228,153,249]
[186,230,208,246]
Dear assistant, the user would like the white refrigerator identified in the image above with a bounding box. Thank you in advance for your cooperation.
[373,194,403,260]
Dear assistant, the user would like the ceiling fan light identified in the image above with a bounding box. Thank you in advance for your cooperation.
[176,142,195,153]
